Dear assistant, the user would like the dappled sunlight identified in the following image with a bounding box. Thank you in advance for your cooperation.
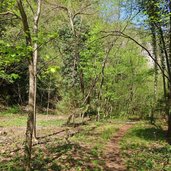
[1,0,171,170]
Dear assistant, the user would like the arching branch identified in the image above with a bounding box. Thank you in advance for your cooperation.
[101,31,170,82]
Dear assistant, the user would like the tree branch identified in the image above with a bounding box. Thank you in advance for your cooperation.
[101,31,170,81]
[26,0,35,14]
[17,0,32,46]
[0,11,14,15]
[44,0,68,12]
[0,11,21,19]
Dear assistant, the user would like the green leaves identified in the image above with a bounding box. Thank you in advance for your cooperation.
[0,40,29,82]
[48,66,60,74]
[0,71,19,83]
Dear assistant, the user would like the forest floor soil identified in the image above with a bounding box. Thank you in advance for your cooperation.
[0,113,135,170]
[103,124,133,171]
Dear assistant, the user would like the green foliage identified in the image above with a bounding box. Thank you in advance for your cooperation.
[1,0,171,170]
[0,40,26,82]
[0,0,157,120]
[58,17,90,86]
[121,124,171,171]
[7,105,21,114]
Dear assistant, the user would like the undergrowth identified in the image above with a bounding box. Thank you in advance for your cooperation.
[121,123,171,171]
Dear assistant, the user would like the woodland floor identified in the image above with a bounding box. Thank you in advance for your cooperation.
[0,113,171,171]
[103,124,133,171]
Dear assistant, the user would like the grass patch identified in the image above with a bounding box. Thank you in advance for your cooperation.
[38,119,65,127]
[0,115,26,127]
[71,120,121,150]
[121,123,171,171]
[101,127,119,140]
[0,114,65,127]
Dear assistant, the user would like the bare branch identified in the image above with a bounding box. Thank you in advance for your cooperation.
[26,0,35,14]
[0,11,21,19]
[72,3,92,19]
[44,0,68,12]
[0,11,14,15]
[73,11,98,18]
[34,0,41,26]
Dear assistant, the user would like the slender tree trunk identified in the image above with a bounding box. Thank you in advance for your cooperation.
[159,43,167,100]
[157,25,171,80]
[167,0,171,144]
[98,45,113,99]
[156,23,171,143]
[68,10,86,98]
[33,0,41,139]
[158,38,168,124]
[96,44,113,120]
[46,76,51,115]
[33,43,37,139]
[17,1,33,170]
[166,88,171,144]
[79,69,85,97]
[25,61,35,171]
[17,1,41,169]
[150,23,158,124]
[17,83,22,104]
[168,110,171,144]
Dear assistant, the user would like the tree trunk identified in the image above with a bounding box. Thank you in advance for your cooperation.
[167,1,171,145]
[17,1,33,170]
[17,1,41,170]
[167,113,171,144]
[79,69,85,97]
[98,44,113,99]
[25,62,35,171]
[150,23,158,124]
[166,91,171,144]
[33,0,41,138]
[46,76,51,115]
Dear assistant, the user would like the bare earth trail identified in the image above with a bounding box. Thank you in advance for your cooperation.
[103,124,133,171]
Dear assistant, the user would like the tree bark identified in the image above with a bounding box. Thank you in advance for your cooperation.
[167,0,171,144]
[17,1,33,170]
[167,111,171,144]
[46,76,51,115]
[150,23,158,124]
[98,43,113,99]
[33,0,41,139]
[17,0,41,170]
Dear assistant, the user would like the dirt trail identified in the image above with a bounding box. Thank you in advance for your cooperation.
[103,124,133,171]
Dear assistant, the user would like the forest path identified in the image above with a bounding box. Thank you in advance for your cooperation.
[103,124,133,171]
